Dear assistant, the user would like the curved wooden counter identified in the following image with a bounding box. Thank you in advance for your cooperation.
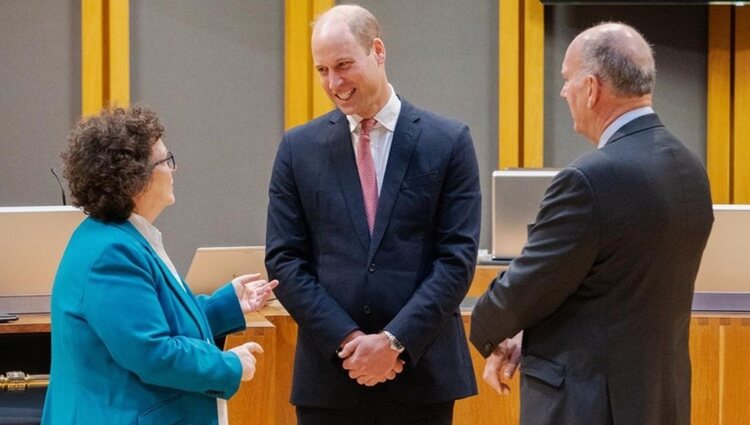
[2,266,749,425]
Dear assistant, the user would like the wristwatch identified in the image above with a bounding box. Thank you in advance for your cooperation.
[382,330,405,354]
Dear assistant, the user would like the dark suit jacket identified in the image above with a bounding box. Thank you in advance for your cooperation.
[470,114,713,425]
[266,99,480,408]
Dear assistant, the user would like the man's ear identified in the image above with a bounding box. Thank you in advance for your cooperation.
[372,38,386,64]
[586,75,601,108]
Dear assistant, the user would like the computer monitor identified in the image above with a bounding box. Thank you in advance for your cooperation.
[0,206,86,313]
[185,246,267,295]
[491,169,559,260]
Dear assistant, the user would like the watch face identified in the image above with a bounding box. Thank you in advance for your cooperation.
[385,332,404,353]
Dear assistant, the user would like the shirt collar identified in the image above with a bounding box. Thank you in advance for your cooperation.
[598,106,654,149]
[346,84,402,133]
[128,213,163,247]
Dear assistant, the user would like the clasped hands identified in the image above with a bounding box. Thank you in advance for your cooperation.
[338,330,405,387]
[483,331,522,395]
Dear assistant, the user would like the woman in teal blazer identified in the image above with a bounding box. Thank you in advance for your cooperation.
[42,106,276,425]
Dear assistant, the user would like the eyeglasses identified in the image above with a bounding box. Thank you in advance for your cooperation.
[149,151,176,171]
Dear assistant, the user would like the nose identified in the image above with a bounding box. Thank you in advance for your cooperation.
[328,71,342,91]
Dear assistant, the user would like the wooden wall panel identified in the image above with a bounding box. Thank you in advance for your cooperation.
[284,0,334,130]
[706,6,732,204]
[81,0,129,115]
[81,0,103,115]
[733,8,750,204]
[499,0,522,169]
[522,0,544,168]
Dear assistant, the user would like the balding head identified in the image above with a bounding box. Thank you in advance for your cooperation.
[314,5,380,54]
[573,22,656,97]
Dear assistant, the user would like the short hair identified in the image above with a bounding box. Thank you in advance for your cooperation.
[580,24,656,97]
[315,5,380,53]
[62,105,164,222]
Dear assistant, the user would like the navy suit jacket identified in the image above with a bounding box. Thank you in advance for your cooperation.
[471,114,714,425]
[266,99,481,408]
[42,218,246,425]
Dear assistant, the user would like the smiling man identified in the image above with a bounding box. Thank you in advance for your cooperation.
[266,5,481,425]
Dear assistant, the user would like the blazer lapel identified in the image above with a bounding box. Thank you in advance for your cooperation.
[327,112,371,252]
[116,221,209,339]
[369,100,421,259]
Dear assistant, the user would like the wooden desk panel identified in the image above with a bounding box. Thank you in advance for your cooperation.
[468,264,505,297]
[224,312,276,425]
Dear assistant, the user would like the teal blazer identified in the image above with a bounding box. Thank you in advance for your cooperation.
[42,217,246,425]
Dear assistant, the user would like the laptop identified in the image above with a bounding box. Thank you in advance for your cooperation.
[690,205,750,311]
[0,206,86,313]
[694,205,750,292]
[185,246,267,295]
[491,169,559,261]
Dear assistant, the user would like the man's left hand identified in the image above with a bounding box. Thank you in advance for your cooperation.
[482,331,522,395]
[339,333,404,386]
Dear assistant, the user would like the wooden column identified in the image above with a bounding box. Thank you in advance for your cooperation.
[498,0,544,169]
[284,0,334,130]
[707,5,750,204]
[81,0,129,116]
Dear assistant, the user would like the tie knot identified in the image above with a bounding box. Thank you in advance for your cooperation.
[360,118,376,138]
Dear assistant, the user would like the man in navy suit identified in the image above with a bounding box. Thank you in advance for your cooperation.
[265,5,480,425]
[470,23,713,425]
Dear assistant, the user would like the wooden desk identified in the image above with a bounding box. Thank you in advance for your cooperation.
[4,267,750,425]
[0,314,51,334]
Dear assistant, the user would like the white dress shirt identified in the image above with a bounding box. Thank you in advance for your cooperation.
[128,213,184,290]
[347,84,402,195]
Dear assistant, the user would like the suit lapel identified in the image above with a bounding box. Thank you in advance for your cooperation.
[327,112,371,252]
[369,101,421,259]
[116,221,209,339]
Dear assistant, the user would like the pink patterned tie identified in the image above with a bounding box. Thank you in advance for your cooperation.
[357,118,378,234]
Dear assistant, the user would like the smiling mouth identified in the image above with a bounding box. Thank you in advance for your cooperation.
[335,89,355,101]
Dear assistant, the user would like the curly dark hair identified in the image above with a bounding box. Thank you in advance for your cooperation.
[62,105,165,222]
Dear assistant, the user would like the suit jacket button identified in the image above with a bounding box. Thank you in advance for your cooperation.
[363,305,372,315]
[483,342,494,354]
[368,263,376,273]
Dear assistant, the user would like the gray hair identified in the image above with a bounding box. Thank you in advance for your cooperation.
[580,24,656,97]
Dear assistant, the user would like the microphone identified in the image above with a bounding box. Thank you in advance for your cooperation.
[50,168,67,206]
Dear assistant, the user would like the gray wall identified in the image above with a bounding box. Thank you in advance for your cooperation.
[352,0,499,252]
[131,0,284,272]
[544,5,708,166]
[0,2,711,272]
[0,0,80,205]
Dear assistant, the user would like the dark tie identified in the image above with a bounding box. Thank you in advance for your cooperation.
[357,118,378,234]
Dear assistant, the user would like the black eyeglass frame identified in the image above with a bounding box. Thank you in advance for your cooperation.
[149,151,176,171]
